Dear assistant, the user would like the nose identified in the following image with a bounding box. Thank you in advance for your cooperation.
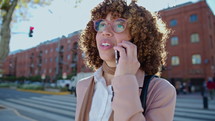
[101,24,113,37]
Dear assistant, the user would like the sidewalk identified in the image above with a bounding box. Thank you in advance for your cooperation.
[0,105,36,121]
[176,92,215,110]
[177,92,202,99]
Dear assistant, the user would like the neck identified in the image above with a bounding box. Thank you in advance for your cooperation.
[102,61,116,85]
[102,61,116,75]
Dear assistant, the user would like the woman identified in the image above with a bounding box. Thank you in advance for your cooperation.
[75,0,176,121]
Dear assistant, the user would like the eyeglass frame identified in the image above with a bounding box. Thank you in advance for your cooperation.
[93,18,128,33]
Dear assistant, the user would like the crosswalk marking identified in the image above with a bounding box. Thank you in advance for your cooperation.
[19,98,75,111]
[6,98,75,117]
[1,94,215,121]
[174,111,215,120]
[175,107,215,114]
[31,97,76,107]
[174,116,206,121]
[174,97,215,121]
[0,100,74,121]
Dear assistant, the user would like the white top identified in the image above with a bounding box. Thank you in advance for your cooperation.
[89,67,113,121]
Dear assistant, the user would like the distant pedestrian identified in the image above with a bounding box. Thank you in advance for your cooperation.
[202,80,208,97]
[187,80,192,93]
[207,79,214,100]
[181,82,187,94]
[175,81,181,95]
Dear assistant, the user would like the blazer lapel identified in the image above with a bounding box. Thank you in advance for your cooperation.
[77,76,94,121]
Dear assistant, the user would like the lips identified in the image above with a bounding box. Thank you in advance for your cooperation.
[99,39,114,50]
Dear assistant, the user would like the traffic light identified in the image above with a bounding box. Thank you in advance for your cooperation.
[29,26,34,37]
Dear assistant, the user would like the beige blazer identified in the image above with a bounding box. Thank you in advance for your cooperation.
[75,70,176,121]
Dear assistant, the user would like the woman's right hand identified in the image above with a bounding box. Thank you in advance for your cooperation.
[113,40,140,77]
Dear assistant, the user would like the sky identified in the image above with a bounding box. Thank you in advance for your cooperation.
[10,0,215,52]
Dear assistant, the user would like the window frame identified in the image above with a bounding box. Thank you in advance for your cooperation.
[171,36,179,46]
[190,14,198,22]
[192,54,201,65]
[171,56,180,66]
[190,33,200,43]
[170,19,177,27]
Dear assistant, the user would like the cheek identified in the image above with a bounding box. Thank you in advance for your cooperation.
[115,34,131,43]
[95,33,100,46]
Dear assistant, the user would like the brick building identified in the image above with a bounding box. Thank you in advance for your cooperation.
[160,0,215,89]
[2,0,215,90]
[3,30,92,81]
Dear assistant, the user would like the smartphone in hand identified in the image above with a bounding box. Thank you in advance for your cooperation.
[115,50,120,65]
[115,39,134,65]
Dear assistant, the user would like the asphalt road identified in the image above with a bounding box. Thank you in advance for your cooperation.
[1,88,215,121]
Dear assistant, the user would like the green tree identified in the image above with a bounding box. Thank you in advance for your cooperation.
[0,0,54,75]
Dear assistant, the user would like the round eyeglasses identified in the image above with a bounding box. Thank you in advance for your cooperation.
[93,18,127,33]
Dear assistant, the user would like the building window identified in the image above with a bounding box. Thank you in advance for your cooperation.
[67,55,71,60]
[212,56,214,65]
[208,15,212,29]
[73,42,78,50]
[190,14,198,22]
[210,35,213,49]
[55,57,58,62]
[49,69,52,73]
[171,56,180,66]
[170,19,177,26]
[190,33,199,43]
[171,36,179,46]
[35,70,38,75]
[45,50,48,54]
[72,53,78,62]
[192,54,201,64]
[67,45,71,51]
[67,40,71,43]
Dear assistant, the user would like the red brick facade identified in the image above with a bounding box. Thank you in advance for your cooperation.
[160,0,215,88]
[3,31,92,81]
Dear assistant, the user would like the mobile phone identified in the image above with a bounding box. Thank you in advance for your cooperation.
[115,50,120,65]
[115,39,134,65]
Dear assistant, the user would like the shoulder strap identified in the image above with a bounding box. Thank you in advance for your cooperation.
[140,75,156,115]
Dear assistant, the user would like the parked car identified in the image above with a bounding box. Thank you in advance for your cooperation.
[56,80,72,89]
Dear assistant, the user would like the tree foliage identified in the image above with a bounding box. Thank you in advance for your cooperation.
[0,0,84,76]
[0,0,53,75]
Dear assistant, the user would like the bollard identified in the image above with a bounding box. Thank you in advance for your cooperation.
[203,96,208,109]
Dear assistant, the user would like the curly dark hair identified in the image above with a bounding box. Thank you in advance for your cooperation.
[79,0,171,75]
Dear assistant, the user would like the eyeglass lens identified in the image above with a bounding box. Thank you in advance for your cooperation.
[94,19,127,33]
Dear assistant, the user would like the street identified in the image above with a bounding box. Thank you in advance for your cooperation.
[0,88,215,121]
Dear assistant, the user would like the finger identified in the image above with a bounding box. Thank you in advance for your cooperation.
[122,40,138,58]
[118,41,137,58]
[113,46,126,59]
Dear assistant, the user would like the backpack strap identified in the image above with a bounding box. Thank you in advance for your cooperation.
[140,75,156,115]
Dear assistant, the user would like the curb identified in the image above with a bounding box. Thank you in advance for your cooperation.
[17,89,71,95]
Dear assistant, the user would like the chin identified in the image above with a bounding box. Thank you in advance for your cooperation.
[100,56,113,62]
[99,53,114,62]
[99,50,114,59]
